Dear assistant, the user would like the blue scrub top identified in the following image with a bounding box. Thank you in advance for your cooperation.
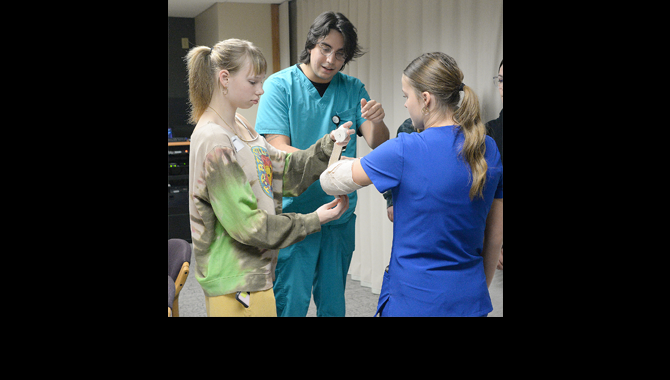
[361,126,504,317]
[256,64,371,224]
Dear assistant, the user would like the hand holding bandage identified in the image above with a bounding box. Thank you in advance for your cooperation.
[323,121,362,196]
[329,121,355,167]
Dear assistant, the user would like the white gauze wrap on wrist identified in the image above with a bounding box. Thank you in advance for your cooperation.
[320,159,364,196]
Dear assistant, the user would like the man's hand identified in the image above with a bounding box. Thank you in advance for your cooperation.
[361,99,385,124]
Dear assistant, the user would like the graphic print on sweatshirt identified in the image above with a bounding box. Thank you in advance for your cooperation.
[252,146,273,199]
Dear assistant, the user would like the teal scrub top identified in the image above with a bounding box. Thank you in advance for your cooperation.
[255,64,371,225]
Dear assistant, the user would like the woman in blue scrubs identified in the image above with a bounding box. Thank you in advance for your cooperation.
[321,53,504,317]
[256,12,390,317]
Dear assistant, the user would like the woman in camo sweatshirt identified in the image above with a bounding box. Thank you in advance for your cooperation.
[186,39,353,317]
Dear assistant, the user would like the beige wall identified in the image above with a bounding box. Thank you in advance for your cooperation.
[195,2,275,126]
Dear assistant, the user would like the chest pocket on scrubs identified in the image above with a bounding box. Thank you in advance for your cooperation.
[336,106,359,135]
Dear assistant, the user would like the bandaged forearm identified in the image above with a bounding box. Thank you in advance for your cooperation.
[320,159,364,196]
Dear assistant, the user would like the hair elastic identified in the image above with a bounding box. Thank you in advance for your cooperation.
[459,83,466,92]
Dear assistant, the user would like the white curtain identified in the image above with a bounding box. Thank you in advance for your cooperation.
[296,0,504,294]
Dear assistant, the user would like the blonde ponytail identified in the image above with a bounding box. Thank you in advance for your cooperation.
[404,53,488,200]
[185,39,268,125]
[454,85,488,200]
[185,47,215,125]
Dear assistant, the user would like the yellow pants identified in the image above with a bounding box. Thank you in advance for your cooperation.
[205,288,278,317]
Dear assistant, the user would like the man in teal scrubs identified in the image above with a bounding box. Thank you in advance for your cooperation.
[256,11,389,317]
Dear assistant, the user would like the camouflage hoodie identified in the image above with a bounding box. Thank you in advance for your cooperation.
[189,122,335,297]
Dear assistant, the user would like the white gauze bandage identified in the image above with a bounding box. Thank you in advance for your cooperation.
[329,127,349,167]
[320,159,364,196]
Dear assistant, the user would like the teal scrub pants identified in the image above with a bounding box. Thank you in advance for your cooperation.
[274,215,356,317]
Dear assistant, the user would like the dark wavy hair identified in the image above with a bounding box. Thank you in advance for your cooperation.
[299,11,365,71]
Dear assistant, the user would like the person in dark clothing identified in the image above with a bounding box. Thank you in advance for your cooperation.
[486,60,503,164]
[486,60,503,270]
[487,110,503,163]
